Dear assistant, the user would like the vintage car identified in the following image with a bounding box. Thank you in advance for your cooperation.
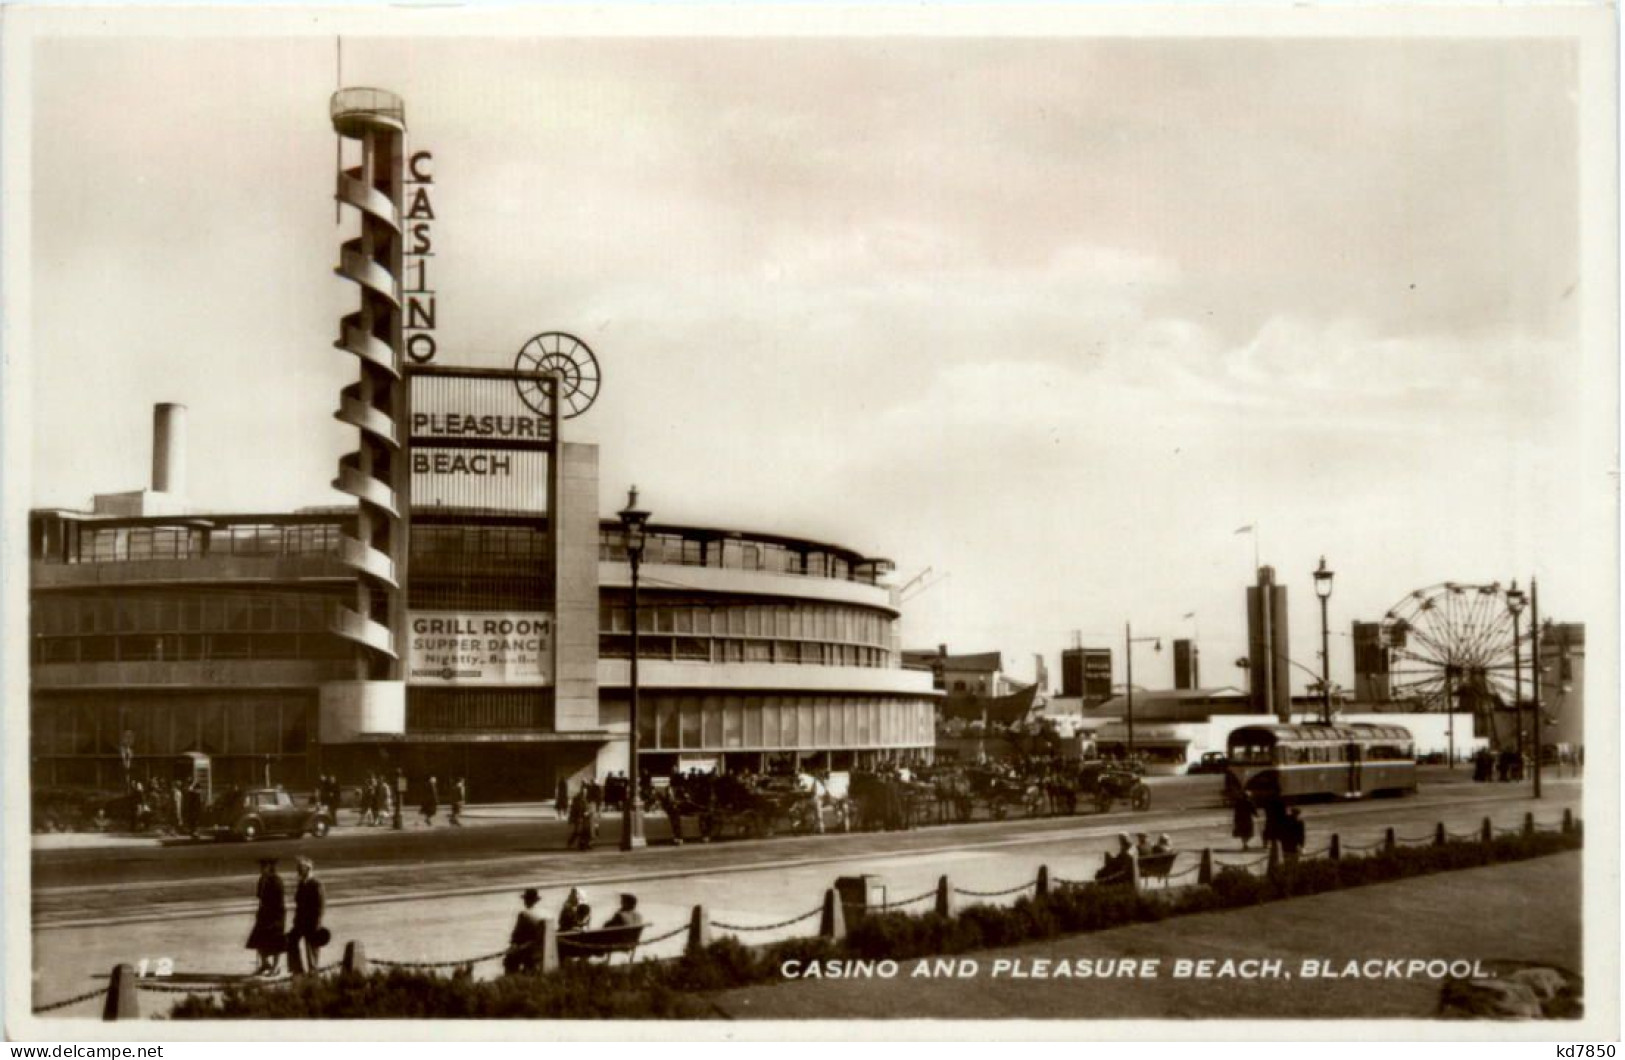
[202,787,333,841]
[1187,751,1229,775]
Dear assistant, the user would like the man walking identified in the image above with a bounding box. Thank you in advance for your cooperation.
[287,856,327,975]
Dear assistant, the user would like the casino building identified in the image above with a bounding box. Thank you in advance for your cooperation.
[27,88,937,800]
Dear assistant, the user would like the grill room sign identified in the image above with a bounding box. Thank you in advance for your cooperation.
[407,611,553,685]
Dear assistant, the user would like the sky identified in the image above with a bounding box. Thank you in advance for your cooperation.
[21,15,1611,697]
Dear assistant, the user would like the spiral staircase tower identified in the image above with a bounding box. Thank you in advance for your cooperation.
[330,88,408,679]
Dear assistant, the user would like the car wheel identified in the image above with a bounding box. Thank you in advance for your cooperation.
[311,818,330,838]
[241,821,260,842]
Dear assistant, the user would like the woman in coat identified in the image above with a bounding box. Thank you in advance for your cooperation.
[246,858,287,976]
[1231,791,1257,850]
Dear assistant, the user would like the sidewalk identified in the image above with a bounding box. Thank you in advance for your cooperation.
[31,802,568,851]
[711,851,1583,1020]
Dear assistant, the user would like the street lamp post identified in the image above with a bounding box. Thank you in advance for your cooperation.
[1530,577,1543,799]
[1312,557,1335,726]
[1123,623,1161,761]
[1506,581,1527,781]
[618,487,650,851]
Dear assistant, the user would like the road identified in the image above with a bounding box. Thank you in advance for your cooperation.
[29,772,1580,1019]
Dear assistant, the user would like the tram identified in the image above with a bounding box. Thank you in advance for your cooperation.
[1224,723,1418,803]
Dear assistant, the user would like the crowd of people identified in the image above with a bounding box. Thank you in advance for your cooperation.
[1230,790,1307,860]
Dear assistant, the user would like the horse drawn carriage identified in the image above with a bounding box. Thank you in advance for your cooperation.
[667,773,825,840]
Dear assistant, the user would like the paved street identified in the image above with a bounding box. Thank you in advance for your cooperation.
[29,771,1580,1019]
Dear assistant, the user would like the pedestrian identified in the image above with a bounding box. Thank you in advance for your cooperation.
[660,787,684,846]
[1283,808,1306,864]
[183,778,203,837]
[503,888,543,975]
[171,780,185,833]
[395,769,408,828]
[1231,790,1257,850]
[567,789,595,850]
[246,857,287,977]
[420,775,438,827]
[286,856,326,975]
[554,777,569,819]
[450,777,466,827]
[1261,797,1287,848]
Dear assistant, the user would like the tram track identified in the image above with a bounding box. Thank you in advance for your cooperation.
[32,779,1575,931]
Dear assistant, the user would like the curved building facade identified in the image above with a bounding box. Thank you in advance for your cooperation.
[28,504,937,798]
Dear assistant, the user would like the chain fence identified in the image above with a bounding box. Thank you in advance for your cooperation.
[885,888,941,910]
[953,880,1036,899]
[372,949,508,970]
[32,985,105,1014]
[712,906,823,933]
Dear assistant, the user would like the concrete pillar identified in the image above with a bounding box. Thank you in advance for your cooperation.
[1198,848,1213,885]
[1523,811,1535,837]
[342,940,369,975]
[934,875,954,918]
[102,964,139,1022]
[1434,822,1446,846]
[1034,864,1051,899]
[819,888,846,940]
[1384,827,1396,854]
[1329,834,1341,860]
[535,916,560,974]
[686,905,712,955]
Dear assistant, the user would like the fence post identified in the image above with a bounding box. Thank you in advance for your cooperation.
[1329,834,1341,860]
[342,940,369,975]
[535,916,560,975]
[102,963,139,1022]
[1034,864,1050,899]
[1383,827,1396,854]
[1523,812,1535,837]
[819,888,846,940]
[1481,817,1492,844]
[1198,848,1213,885]
[1562,808,1574,835]
[1434,822,1446,846]
[686,905,712,955]
[1127,849,1140,889]
[934,875,954,918]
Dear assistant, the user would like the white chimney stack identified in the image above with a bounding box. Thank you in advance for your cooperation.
[152,403,187,495]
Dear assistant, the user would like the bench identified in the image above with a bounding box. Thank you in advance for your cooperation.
[557,924,645,963]
[1094,850,1179,888]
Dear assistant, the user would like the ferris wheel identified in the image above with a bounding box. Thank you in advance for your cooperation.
[1378,582,1534,735]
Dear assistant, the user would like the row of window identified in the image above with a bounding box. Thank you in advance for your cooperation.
[1229,742,1417,766]
[46,518,883,586]
[32,593,343,637]
[407,688,553,732]
[33,632,352,665]
[634,694,935,751]
[31,693,312,758]
[600,635,891,669]
[600,600,894,647]
[66,524,346,564]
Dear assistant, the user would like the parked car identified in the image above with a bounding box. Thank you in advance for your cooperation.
[1187,752,1228,775]
[202,787,332,841]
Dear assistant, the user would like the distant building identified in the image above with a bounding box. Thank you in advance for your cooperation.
[1352,621,1390,702]
[1173,638,1199,690]
[1246,566,1291,720]
[901,647,1016,698]
[1539,622,1585,748]
[1060,646,1113,705]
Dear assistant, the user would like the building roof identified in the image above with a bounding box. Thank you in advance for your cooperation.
[902,649,1004,672]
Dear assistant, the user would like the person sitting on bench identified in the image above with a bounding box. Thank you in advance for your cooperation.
[1152,833,1173,854]
[1095,834,1136,883]
[604,893,644,929]
[559,888,592,932]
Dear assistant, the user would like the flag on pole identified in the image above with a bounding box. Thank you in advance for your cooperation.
[1234,525,1255,534]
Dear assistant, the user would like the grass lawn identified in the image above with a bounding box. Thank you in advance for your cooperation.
[711,851,1581,1020]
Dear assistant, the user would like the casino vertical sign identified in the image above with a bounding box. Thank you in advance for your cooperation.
[404,151,438,364]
